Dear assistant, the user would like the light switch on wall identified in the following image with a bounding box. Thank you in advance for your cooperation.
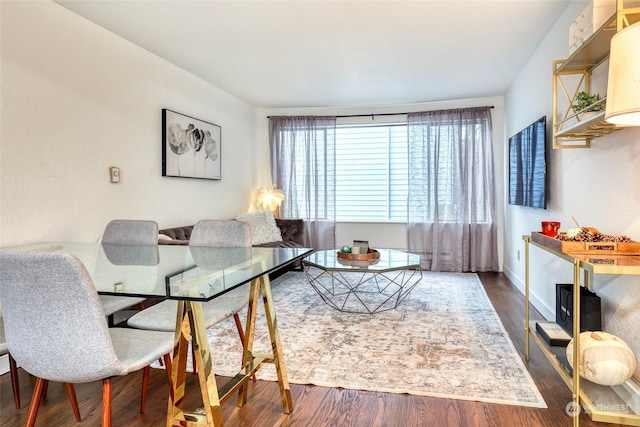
[109,166,120,183]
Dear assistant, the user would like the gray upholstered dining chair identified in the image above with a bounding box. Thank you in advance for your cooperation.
[2,302,84,420]
[100,219,158,323]
[0,251,175,426]
[127,219,252,375]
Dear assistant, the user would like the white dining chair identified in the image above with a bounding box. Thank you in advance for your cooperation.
[0,251,175,426]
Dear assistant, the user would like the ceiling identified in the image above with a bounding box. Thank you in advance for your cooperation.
[55,0,571,109]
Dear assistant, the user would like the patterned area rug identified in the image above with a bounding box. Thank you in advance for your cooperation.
[204,271,546,408]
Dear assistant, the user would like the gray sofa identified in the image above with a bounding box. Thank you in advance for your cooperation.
[158,218,307,272]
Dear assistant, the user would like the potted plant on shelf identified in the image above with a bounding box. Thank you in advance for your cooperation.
[571,91,606,119]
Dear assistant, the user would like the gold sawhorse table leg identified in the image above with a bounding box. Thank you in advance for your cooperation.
[166,274,293,426]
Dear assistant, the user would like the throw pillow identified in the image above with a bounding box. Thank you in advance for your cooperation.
[236,211,283,245]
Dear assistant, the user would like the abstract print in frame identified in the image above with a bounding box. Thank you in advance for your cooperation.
[162,109,221,180]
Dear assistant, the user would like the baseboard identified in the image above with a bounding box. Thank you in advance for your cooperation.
[503,266,554,321]
[0,354,8,375]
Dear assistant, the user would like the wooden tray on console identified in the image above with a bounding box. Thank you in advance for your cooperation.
[531,232,640,255]
[337,249,380,261]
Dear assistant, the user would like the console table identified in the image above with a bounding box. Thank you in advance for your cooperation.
[523,234,640,427]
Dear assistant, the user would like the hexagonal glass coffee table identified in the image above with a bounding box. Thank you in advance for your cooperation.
[302,249,422,314]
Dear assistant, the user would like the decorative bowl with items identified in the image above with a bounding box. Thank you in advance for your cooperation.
[534,216,640,255]
[337,241,380,266]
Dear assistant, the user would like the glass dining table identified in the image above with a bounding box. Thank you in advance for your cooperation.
[3,241,313,426]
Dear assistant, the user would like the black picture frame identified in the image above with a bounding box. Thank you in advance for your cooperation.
[162,109,221,180]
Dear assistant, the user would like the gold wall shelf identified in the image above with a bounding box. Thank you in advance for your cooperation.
[552,3,640,149]
[559,15,617,73]
[555,110,622,141]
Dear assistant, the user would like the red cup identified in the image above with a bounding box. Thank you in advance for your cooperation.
[542,221,561,237]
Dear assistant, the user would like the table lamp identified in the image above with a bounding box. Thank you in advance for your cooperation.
[256,186,285,217]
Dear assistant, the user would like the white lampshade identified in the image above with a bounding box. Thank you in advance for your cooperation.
[605,22,640,126]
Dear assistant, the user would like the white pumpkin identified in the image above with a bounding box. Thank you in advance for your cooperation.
[566,331,637,386]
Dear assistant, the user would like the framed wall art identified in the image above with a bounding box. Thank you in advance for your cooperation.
[162,109,221,180]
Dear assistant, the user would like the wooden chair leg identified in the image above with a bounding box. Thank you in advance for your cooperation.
[41,379,49,401]
[26,378,46,427]
[140,366,150,414]
[234,313,256,382]
[233,313,246,343]
[8,354,20,409]
[102,378,112,427]
[163,354,174,400]
[65,383,81,421]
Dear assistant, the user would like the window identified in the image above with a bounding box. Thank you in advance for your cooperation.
[335,124,408,222]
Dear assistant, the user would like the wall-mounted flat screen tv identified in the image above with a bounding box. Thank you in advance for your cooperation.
[508,116,547,209]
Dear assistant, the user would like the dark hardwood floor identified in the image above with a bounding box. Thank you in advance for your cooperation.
[0,272,614,426]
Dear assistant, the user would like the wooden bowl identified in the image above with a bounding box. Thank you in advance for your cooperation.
[336,249,380,261]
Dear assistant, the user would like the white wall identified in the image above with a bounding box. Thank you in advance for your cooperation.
[256,96,506,265]
[0,1,258,247]
[504,0,640,374]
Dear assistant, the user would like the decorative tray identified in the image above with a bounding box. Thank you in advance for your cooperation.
[531,232,640,255]
[337,249,380,261]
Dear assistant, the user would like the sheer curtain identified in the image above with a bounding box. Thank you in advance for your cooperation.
[407,107,498,272]
[269,116,336,250]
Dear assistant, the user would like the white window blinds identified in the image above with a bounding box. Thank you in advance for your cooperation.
[335,124,408,222]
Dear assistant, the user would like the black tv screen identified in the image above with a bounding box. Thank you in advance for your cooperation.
[508,116,547,209]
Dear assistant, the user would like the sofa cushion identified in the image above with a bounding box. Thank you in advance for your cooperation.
[236,211,283,245]
[157,225,193,242]
[158,239,190,245]
[274,218,305,246]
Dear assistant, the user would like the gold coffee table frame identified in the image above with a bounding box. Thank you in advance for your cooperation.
[303,249,422,314]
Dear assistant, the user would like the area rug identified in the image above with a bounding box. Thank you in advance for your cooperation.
[201,271,547,408]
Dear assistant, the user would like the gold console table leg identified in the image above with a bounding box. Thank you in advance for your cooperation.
[572,260,581,427]
[524,237,530,361]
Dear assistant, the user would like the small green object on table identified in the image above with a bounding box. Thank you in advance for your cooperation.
[340,245,351,253]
